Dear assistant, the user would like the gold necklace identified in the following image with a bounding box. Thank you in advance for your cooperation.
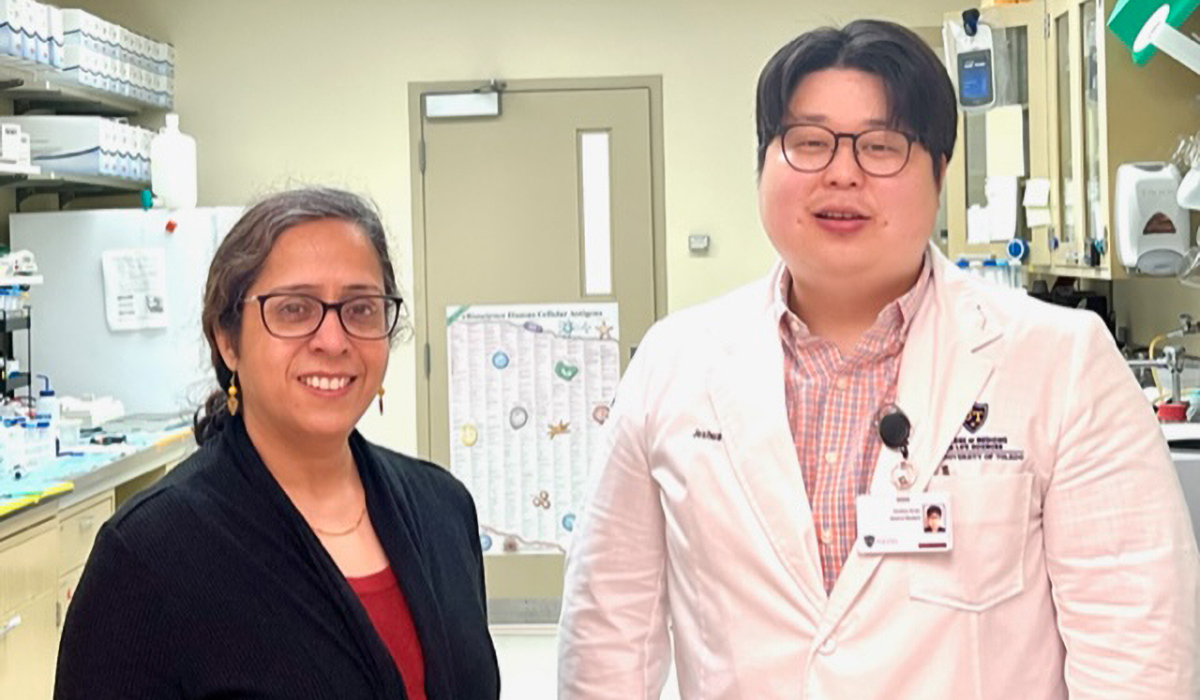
[311,503,367,537]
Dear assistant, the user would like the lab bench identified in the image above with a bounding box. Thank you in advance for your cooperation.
[0,422,195,699]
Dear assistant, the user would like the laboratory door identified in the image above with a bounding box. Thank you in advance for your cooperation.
[412,80,662,621]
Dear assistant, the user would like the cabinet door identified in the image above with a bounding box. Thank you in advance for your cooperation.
[0,593,57,700]
[57,493,113,576]
[1048,0,1103,272]
[1080,0,1105,263]
[945,2,1051,268]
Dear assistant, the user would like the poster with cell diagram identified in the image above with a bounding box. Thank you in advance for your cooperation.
[446,302,620,553]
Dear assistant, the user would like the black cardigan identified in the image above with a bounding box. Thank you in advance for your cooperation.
[54,418,500,699]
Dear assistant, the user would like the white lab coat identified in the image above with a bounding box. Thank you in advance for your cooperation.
[558,249,1200,699]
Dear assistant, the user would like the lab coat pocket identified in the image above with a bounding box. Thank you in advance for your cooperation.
[908,473,1033,612]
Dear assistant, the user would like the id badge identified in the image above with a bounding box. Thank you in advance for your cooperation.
[856,491,953,554]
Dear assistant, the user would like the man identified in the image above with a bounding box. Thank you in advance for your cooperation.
[558,19,1198,700]
[924,505,944,533]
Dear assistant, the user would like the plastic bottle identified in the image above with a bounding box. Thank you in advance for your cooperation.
[150,113,197,209]
[36,386,58,455]
[14,417,30,474]
[2,419,17,479]
[36,420,52,465]
[0,416,8,479]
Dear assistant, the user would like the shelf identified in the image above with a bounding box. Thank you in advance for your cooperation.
[0,62,162,117]
[0,276,42,288]
[1027,264,1115,280]
[3,372,29,394]
[0,171,148,210]
[0,312,29,332]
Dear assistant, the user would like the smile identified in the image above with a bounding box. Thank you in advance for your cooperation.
[299,375,355,391]
[815,210,868,220]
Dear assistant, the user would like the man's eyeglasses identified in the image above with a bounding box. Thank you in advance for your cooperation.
[244,293,404,340]
[779,124,916,177]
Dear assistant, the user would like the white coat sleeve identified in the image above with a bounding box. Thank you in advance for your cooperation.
[558,327,672,699]
[1044,313,1199,698]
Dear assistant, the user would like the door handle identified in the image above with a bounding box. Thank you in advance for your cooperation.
[0,614,21,638]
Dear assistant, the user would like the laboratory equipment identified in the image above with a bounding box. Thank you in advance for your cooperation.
[11,207,242,414]
[1108,0,1200,73]
[1173,132,1200,209]
[944,9,997,111]
[955,256,1027,289]
[1129,345,1200,419]
[1115,162,1190,274]
[150,114,198,209]
[35,375,58,453]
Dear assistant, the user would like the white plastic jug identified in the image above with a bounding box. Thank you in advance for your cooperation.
[150,113,197,209]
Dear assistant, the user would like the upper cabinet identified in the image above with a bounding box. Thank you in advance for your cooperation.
[947,0,1200,279]
[945,2,1053,268]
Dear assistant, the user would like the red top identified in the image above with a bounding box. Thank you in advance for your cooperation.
[346,567,427,700]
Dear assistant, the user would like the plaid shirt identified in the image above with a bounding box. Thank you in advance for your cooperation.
[775,258,932,594]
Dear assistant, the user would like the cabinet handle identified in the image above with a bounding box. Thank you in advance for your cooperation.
[0,614,21,637]
[78,515,96,533]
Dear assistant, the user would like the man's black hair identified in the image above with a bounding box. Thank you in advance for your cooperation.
[755,20,957,183]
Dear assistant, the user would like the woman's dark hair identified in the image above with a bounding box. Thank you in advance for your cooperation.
[755,19,957,182]
[193,187,402,444]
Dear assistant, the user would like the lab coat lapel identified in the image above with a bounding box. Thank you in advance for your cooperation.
[707,279,829,608]
[820,252,1001,628]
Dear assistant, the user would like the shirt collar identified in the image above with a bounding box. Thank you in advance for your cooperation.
[773,252,933,345]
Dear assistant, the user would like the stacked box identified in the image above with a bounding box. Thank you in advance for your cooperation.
[46,4,60,67]
[61,8,173,107]
[0,123,33,168]
[0,1,69,68]
[2,116,150,181]
[0,0,25,59]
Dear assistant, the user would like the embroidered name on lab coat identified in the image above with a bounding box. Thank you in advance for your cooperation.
[693,429,723,442]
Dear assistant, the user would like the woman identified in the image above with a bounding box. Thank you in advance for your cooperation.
[56,188,500,699]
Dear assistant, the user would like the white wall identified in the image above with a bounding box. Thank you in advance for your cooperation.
[77,0,965,455]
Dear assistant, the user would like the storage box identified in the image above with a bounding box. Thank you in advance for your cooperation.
[46,5,61,68]
[15,0,33,62]
[2,116,140,180]
[29,0,47,65]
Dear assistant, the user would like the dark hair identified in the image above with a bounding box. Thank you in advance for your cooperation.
[755,19,957,182]
[193,187,403,444]
[927,505,943,518]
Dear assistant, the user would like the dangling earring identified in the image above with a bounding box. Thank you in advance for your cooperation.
[377,387,385,415]
[227,371,240,416]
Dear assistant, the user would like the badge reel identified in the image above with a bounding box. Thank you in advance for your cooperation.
[877,406,916,490]
[857,405,954,555]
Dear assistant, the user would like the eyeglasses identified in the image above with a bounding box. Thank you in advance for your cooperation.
[244,293,404,340]
[779,124,916,177]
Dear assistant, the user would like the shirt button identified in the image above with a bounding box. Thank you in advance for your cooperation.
[820,528,834,545]
[836,377,849,391]
[824,451,838,465]
[819,637,837,655]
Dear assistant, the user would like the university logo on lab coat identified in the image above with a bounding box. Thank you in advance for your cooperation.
[963,402,988,433]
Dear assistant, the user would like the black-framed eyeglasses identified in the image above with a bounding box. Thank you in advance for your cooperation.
[244,293,405,340]
[779,124,916,177]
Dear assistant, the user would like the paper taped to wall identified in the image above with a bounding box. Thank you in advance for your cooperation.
[101,248,169,331]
